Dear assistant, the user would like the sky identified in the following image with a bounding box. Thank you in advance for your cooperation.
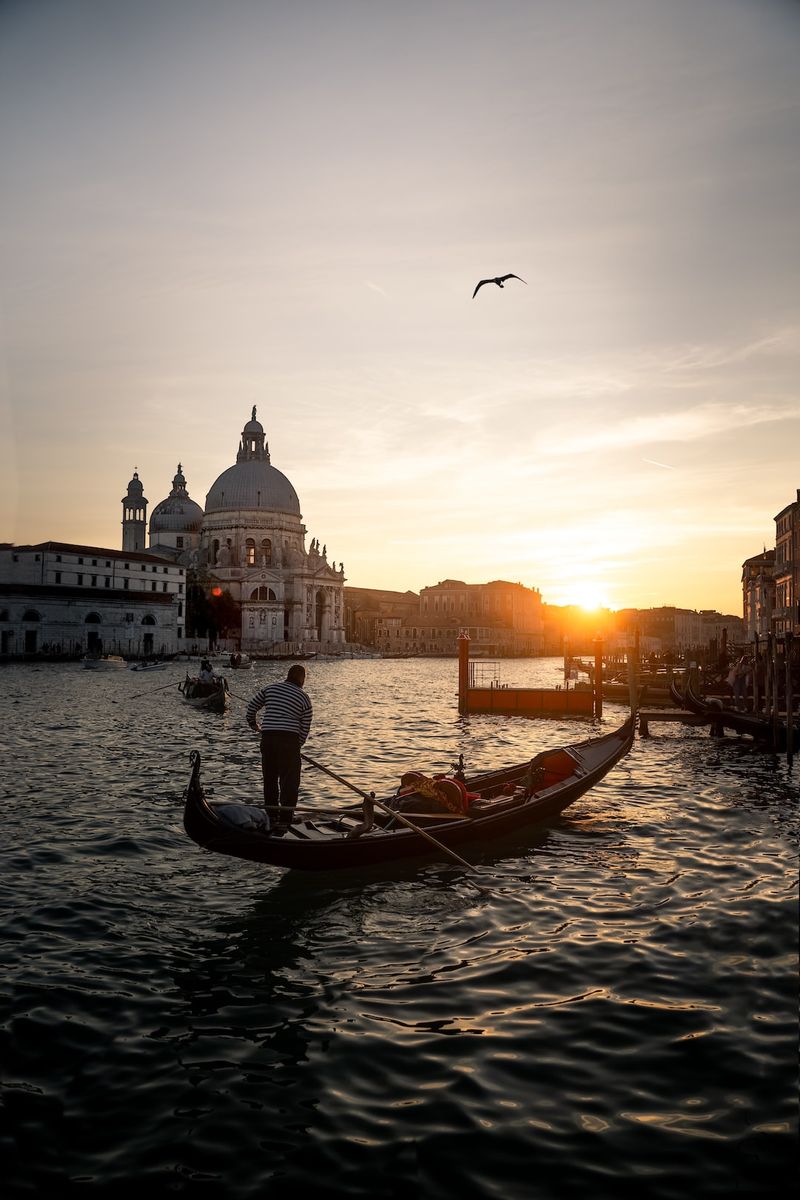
[1,0,798,615]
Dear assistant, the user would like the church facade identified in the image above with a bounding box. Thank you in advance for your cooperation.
[123,409,346,653]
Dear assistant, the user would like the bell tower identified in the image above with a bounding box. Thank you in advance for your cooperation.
[122,470,148,551]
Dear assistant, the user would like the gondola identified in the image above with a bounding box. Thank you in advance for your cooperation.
[182,714,635,870]
[178,674,230,712]
[682,676,797,751]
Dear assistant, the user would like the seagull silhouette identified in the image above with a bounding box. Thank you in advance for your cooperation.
[472,273,527,299]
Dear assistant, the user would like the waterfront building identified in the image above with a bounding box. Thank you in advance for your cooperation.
[773,488,799,637]
[344,586,420,647]
[741,550,776,642]
[374,579,545,656]
[0,542,186,657]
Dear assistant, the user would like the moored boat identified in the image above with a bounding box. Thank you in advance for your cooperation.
[128,660,168,672]
[682,677,798,751]
[178,674,230,712]
[82,654,126,670]
[183,714,635,870]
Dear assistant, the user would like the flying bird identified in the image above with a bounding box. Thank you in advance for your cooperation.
[472,273,527,299]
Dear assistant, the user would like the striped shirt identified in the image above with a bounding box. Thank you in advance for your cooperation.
[246,680,313,743]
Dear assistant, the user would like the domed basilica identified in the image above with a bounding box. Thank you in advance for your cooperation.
[122,409,345,651]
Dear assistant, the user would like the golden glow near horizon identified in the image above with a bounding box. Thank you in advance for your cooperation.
[0,2,797,615]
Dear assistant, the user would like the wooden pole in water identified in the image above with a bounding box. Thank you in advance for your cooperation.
[627,626,639,716]
[457,629,470,715]
[593,637,603,719]
[752,631,760,714]
[785,631,794,767]
[765,633,774,720]
[772,634,781,751]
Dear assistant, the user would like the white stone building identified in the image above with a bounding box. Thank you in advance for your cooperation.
[0,543,186,657]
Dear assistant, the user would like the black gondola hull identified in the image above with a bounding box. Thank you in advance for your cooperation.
[183,715,635,870]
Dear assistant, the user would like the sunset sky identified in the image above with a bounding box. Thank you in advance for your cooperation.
[1,0,797,614]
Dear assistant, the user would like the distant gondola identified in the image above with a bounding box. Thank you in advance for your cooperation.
[182,714,635,870]
[178,674,230,712]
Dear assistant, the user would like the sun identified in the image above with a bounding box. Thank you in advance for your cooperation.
[564,582,612,612]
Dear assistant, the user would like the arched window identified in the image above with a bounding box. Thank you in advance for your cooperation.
[261,538,272,565]
[246,538,256,566]
[84,612,102,624]
[251,586,276,602]
[22,610,41,622]
[211,539,219,565]
[141,615,157,626]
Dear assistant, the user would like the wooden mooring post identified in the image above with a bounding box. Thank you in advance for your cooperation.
[785,631,795,768]
[457,629,470,715]
[593,638,603,719]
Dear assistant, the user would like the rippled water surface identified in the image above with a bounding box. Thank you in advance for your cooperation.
[1,659,797,1198]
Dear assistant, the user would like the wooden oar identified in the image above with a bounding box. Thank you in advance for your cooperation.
[301,751,491,893]
[127,678,185,701]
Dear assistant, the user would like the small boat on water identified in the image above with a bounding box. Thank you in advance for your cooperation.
[128,660,168,672]
[226,653,254,670]
[178,674,230,712]
[183,714,635,870]
[82,654,126,670]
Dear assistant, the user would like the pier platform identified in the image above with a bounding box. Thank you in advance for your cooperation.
[638,710,709,736]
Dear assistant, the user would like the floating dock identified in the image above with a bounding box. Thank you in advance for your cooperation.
[457,633,602,719]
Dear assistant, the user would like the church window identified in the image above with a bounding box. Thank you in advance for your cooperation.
[261,538,272,565]
[85,612,101,624]
[142,615,156,625]
[211,540,219,565]
[23,610,41,622]
[246,538,256,566]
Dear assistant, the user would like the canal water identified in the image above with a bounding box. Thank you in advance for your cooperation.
[1,658,796,1198]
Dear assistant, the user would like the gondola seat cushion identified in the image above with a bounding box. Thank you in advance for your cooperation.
[210,802,271,832]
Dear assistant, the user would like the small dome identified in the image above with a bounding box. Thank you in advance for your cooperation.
[150,464,204,534]
[126,471,143,494]
[150,496,204,534]
[243,418,263,434]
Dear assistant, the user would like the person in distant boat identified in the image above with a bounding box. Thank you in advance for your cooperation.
[246,664,313,835]
[199,659,215,683]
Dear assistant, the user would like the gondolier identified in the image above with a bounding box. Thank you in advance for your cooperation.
[246,664,313,834]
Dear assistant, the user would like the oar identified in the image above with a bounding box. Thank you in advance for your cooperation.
[301,751,492,894]
[128,678,185,701]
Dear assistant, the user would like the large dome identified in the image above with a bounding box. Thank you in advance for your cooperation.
[204,409,302,517]
[205,460,301,515]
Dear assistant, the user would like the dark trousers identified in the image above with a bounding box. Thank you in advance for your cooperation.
[260,732,302,824]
